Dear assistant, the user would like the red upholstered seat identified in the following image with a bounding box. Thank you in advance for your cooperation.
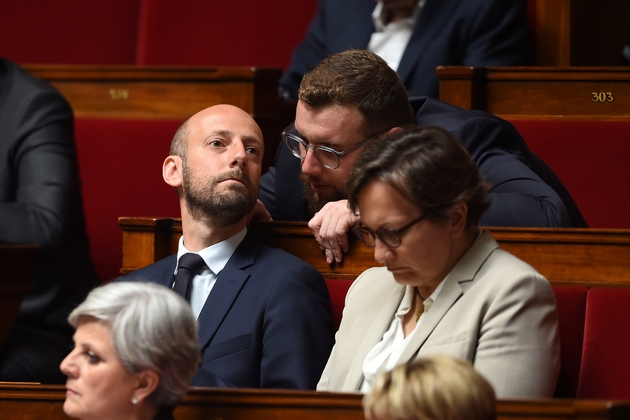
[325,279,354,331]
[577,288,630,399]
[135,0,318,68]
[512,120,630,228]
[551,286,588,398]
[0,0,141,64]
[75,118,183,282]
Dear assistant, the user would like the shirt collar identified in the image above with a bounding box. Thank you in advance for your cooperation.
[396,279,446,317]
[175,228,247,275]
[371,0,424,32]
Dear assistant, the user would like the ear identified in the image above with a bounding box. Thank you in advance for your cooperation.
[163,155,183,188]
[448,202,468,239]
[132,370,160,405]
[385,126,403,136]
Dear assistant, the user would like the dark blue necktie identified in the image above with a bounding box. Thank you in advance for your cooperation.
[173,253,206,302]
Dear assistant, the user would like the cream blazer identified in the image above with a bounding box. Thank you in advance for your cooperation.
[317,231,560,397]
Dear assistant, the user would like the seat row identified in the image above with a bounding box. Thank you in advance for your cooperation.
[121,218,630,400]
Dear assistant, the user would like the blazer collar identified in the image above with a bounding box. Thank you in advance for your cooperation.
[397,230,498,361]
[196,231,262,348]
[397,0,461,83]
[342,282,405,390]
[344,231,498,389]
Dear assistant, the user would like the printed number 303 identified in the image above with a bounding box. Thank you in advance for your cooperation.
[592,92,614,102]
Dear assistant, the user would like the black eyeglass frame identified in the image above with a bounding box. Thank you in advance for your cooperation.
[352,214,427,249]
[281,122,387,170]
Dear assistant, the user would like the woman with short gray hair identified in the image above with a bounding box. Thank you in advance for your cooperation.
[60,281,199,420]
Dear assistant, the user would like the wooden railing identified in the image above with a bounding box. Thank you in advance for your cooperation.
[119,218,630,287]
[437,66,630,120]
[0,383,629,420]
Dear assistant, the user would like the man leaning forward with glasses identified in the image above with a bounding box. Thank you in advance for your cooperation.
[258,49,586,264]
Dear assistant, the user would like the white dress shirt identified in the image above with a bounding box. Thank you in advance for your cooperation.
[360,278,445,392]
[368,0,425,72]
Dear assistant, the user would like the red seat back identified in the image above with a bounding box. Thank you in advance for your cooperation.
[325,279,354,331]
[75,118,182,282]
[135,0,318,68]
[0,0,140,64]
[551,286,588,398]
[577,288,630,399]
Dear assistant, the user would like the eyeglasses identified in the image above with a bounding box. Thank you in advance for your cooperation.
[281,122,386,170]
[352,214,427,248]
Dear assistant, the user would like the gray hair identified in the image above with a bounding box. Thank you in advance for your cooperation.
[68,282,200,409]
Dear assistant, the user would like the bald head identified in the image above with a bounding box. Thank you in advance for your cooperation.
[170,104,264,159]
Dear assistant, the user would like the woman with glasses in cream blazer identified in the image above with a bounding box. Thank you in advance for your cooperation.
[317,126,560,398]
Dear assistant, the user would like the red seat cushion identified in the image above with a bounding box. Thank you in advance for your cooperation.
[577,288,630,399]
[75,118,183,282]
[325,279,354,331]
[552,286,588,398]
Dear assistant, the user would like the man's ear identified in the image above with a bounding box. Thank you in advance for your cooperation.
[448,202,468,238]
[163,155,183,188]
[132,370,160,405]
[386,126,403,136]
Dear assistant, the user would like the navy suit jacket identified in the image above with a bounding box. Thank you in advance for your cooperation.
[280,0,530,99]
[259,97,587,227]
[118,230,334,390]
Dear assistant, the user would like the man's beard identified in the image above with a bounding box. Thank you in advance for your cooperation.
[299,172,346,215]
[182,163,256,227]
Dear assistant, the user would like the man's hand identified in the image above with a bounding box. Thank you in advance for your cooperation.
[247,199,273,224]
[308,199,359,264]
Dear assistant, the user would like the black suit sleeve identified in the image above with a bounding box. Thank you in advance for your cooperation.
[278,0,330,100]
[479,149,570,227]
[0,87,76,248]
[460,0,530,66]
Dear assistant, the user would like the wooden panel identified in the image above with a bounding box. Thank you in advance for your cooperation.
[0,245,39,347]
[118,218,630,287]
[438,66,630,120]
[0,384,628,420]
[534,0,630,66]
[22,65,281,120]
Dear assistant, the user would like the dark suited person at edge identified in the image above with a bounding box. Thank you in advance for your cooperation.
[259,49,586,264]
[279,0,530,100]
[0,57,99,383]
[118,104,334,389]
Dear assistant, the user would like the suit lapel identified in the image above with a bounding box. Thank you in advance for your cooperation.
[196,232,261,349]
[398,231,498,363]
[159,258,178,288]
[342,282,405,390]
[397,274,463,362]
[397,0,461,84]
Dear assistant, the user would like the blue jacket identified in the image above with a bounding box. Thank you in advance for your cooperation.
[118,230,334,389]
[280,0,530,99]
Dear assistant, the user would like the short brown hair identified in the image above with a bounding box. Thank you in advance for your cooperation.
[364,356,496,420]
[347,126,490,227]
[298,49,414,134]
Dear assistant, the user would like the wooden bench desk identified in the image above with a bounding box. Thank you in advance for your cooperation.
[437,66,630,121]
[119,218,630,287]
[22,65,281,121]
[0,383,629,420]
